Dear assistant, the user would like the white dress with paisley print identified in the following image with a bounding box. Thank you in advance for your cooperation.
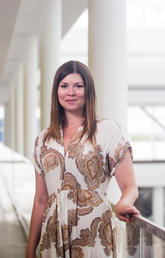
[32,119,132,258]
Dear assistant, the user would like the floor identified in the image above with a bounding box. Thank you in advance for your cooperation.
[0,174,27,258]
[0,143,35,258]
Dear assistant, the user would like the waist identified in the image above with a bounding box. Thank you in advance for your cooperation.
[45,189,111,219]
[50,188,106,195]
[47,188,107,203]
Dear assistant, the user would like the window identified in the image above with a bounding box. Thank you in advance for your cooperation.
[0,106,4,142]
[128,106,165,160]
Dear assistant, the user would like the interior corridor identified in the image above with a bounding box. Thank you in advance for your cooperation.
[0,143,35,258]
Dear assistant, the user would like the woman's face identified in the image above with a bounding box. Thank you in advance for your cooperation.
[58,73,85,114]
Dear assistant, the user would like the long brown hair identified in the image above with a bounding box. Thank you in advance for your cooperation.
[44,60,97,144]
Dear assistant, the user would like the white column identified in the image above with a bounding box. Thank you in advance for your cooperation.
[40,0,61,130]
[153,187,164,258]
[15,63,24,155]
[10,85,16,151]
[153,187,164,226]
[24,37,38,159]
[4,102,11,147]
[88,0,127,129]
[88,1,128,223]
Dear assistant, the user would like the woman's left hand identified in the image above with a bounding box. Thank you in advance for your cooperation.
[115,200,140,223]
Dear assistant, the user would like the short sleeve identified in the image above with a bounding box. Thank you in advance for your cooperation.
[107,121,133,177]
[32,136,44,176]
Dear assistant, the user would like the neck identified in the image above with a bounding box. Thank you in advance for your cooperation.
[64,111,84,128]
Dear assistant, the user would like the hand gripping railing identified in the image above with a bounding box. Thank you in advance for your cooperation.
[126,215,165,258]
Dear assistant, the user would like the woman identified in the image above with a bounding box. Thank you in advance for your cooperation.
[26,60,140,258]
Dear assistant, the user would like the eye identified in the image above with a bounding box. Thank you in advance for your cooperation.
[60,84,67,88]
[75,84,84,88]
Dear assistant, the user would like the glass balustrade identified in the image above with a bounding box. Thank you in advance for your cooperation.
[126,215,165,258]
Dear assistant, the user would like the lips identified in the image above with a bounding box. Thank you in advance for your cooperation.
[65,99,78,103]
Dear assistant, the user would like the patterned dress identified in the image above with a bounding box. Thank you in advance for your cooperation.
[33,119,132,258]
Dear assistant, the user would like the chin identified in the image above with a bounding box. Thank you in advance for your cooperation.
[65,106,84,113]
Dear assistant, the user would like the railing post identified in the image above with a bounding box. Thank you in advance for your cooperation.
[140,228,145,258]
[153,235,164,258]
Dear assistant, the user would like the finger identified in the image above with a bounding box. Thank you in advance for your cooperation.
[134,210,140,216]
[117,214,129,223]
[130,216,137,223]
[134,207,141,215]
[131,208,140,216]
[126,207,140,215]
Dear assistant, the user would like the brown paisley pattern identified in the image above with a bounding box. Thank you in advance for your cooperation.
[75,145,106,190]
[68,189,103,216]
[109,141,132,176]
[32,120,132,257]
[68,209,80,231]
[98,210,114,256]
[33,136,44,175]
[61,224,69,251]
[71,210,116,257]
[42,193,56,223]
[67,142,84,159]
[72,217,102,247]
[62,173,103,216]
[40,207,62,255]
[40,146,65,177]
[61,172,81,191]
[71,246,84,258]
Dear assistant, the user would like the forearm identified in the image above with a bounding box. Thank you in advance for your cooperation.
[114,151,140,222]
[119,185,139,205]
[26,198,46,256]
[115,186,140,222]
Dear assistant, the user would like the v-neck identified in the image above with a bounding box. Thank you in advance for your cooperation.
[60,125,83,155]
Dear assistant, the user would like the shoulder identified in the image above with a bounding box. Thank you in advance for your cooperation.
[34,128,49,147]
[95,119,126,146]
[97,119,122,133]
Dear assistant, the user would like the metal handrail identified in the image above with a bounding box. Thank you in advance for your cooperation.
[132,215,165,240]
[111,203,165,240]
[133,160,165,163]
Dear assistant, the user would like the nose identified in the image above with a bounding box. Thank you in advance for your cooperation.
[68,85,75,95]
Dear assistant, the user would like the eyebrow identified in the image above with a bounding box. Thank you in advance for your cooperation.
[60,82,84,84]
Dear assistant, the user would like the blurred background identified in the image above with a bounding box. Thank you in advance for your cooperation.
[0,0,164,257]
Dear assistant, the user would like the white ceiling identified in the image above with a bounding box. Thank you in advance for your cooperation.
[0,0,165,105]
[0,0,87,102]
[0,0,20,81]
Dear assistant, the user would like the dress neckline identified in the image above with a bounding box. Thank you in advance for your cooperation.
[60,125,83,154]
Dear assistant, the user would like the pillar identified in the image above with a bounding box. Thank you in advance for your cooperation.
[153,187,164,226]
[40,0,61,130]
[88,0,128,212]
[153,187,164,258]
[24,36,38,159]
[15,63,24,155]
[4,102,11,147]
[10,84,16,151]
[88,0,127,129]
